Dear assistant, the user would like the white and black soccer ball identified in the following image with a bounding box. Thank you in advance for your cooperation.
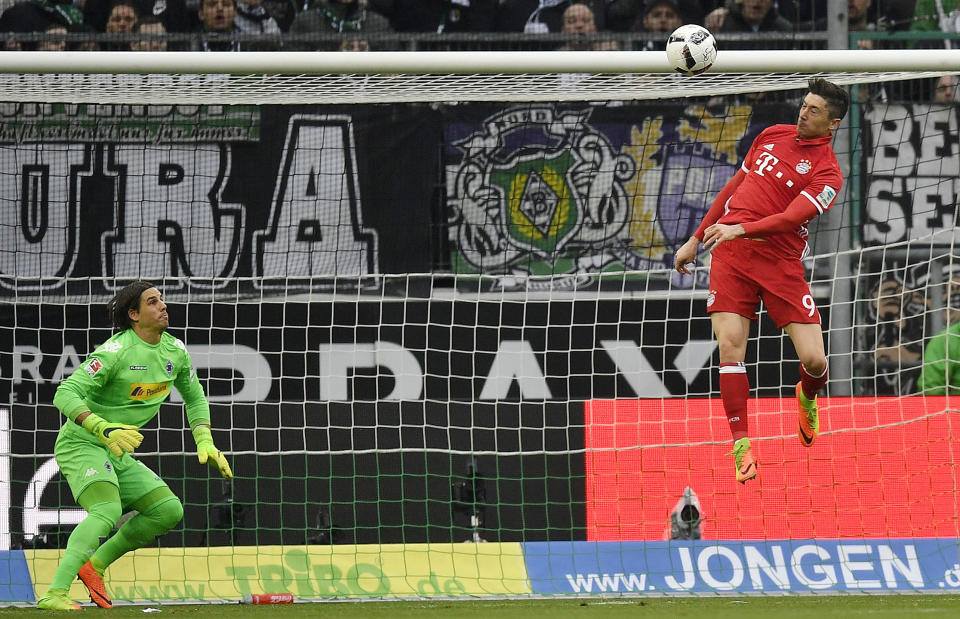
[666,24,717,76]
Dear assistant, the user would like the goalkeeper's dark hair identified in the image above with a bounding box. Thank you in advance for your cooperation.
[109,280,156,332]
[808,78,849,121]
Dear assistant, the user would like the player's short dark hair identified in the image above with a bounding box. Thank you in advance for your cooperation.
[807,78,849,121]
[109,280,156,331]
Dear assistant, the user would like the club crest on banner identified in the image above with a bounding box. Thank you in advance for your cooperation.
[447,104,755,291]
[449,106,635,287]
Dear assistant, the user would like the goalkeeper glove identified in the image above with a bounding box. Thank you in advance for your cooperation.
[192,425,233,479]
[80,413,143,457]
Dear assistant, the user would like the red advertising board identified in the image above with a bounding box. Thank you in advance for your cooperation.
[584,397,960,541]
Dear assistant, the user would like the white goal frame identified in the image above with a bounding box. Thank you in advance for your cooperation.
[1,49,959,104]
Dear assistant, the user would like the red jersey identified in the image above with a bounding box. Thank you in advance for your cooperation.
[718,124,842,259]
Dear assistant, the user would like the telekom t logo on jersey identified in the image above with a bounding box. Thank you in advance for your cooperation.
[752,152,779,176]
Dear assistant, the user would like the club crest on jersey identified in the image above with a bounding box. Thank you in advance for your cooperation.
[706,290,717,307]
[84,358,103,377]
[165,360,174,377]
[104,461,113,472]
[795,159,812,174]
[130,382,169,400]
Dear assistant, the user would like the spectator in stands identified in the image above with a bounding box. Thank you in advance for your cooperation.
[69,23,102,50]
[632,0,683,49]
[933,74,959,102]
[797,0,873,42]
[339,36,369,49]
[917,324,960,393]
[131,14,167,50]
[103,0,139,50]
[916,279,960,392]
[557,2,618,49]
[606,0,704,31]
[288,0,393,51]
[850,0,875,36]
[912,0,960,36]
[193,0,243,50]
[260,0,298,31]
[705,0,792,34]
[105,0,138,32]
[85,0,192,34]
[378,0,497,33]
[37,23,67,50]
[0,0,84,49]
[496,0,607,34]
[881,0,920,31]
[235,0,283,43]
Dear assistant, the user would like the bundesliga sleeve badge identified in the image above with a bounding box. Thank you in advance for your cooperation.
[84,358,103,378]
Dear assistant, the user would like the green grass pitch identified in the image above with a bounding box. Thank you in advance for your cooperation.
[8,595,960,618]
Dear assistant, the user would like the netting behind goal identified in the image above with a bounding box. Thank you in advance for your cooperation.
[1,51,959,602]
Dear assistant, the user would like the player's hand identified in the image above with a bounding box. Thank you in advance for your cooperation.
[702,223,746,250]
[705,7,728,31]
[81,413,144,457]
[674,236,700,274]
[192,426,234,479]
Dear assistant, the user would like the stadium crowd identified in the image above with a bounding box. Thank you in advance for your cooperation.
[0,0,936,52]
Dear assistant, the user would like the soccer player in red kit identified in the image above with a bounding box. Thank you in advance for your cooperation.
[674,78,849,483]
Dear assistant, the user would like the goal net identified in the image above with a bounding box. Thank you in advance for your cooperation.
[0,49,959,603]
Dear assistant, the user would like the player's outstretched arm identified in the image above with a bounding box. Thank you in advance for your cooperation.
[192,425,233,479]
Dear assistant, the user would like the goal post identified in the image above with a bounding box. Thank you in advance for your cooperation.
[1,50,960,604]
[0,49,956,104]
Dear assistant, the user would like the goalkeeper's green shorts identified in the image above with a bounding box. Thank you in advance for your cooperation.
[54,432,168,506]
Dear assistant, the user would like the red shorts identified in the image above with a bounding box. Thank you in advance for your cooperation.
[706,239,820,328]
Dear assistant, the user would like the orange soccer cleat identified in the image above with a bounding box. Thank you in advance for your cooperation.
[78,560,113,608]
[726,437,757,484]
[796,382,820,447]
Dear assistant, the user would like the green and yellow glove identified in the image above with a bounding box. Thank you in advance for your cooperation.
[80,413,143,457]
[192,425,233,479]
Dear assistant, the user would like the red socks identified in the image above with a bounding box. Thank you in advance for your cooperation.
[719,361,749,441]
[799,363,828,400]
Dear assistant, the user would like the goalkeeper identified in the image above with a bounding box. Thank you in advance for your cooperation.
[37,281,233,611]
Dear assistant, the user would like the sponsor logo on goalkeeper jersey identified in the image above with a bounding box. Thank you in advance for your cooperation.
[129,382,169,400]
[129,365,147,371]
[84,358,103,377]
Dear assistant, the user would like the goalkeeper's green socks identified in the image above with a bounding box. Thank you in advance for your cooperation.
[47,502,121,590]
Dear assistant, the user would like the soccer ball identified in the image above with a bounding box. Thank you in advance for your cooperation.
[666,24,717,76]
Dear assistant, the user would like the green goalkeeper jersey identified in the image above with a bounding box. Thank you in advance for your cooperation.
[54,329,210,445]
